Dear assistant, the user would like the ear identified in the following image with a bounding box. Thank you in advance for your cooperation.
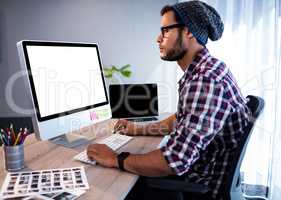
[183,27,194,39]
[187,31,194,39]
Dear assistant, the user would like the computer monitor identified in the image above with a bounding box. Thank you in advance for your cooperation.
[17,40,111,147]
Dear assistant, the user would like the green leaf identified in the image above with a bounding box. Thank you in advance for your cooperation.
[104,64,133,79]
[103,68,113,78]
[111,65,119,71]
[121,70,132,77]
[120,64,131,71]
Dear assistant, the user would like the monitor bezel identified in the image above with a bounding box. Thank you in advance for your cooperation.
[21,41,109,122]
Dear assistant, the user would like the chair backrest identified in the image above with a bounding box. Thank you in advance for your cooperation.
[222,95,265,200]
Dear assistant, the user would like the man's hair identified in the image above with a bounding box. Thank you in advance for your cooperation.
[160,5,182,24]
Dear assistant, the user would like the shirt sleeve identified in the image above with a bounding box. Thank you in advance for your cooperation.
[161,76,232,175]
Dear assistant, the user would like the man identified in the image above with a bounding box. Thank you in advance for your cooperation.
[87,1,251,199]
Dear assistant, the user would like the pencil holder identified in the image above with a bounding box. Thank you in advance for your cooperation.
[3,144,25,171]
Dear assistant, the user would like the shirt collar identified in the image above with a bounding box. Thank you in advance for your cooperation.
[178,48,210,87]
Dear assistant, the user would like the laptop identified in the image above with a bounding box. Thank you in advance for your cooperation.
[109,84,159,122]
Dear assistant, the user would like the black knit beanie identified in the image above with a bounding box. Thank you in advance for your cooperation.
[172,0,224,45]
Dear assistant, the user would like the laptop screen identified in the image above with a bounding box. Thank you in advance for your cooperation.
[109,84,158,119]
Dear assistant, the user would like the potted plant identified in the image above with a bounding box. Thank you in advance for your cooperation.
[103,64,132,85]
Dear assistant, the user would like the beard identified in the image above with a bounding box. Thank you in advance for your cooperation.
[161,32,187,61]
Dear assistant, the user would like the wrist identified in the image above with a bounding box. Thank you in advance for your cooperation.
[117,152,130,171]
[142,123,152,135]
[145,123,160,136]
[113,155,119,168]
[133,124,145,136]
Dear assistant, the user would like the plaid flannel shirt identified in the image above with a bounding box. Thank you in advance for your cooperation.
[161,48,251,199]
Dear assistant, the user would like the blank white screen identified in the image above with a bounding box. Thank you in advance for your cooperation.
[26,45,107,118]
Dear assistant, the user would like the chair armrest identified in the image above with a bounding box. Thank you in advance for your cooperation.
[145,177,210,194]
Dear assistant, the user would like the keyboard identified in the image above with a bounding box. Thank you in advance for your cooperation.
[74,134,133,165]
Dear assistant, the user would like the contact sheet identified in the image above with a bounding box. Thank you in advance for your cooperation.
[0,166,89,199]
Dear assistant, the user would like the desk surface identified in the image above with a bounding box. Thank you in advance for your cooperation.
[0,119,162,200]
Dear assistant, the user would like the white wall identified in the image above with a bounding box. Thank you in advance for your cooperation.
[0,0,178,116]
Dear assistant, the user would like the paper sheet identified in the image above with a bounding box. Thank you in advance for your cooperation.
[0,166,89,199]
[22,189,86,200]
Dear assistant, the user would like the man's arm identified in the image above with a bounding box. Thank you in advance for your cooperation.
[114,114,176,136]
[145,114,177,136]
[87,144,175,177]
[122,149,174,177]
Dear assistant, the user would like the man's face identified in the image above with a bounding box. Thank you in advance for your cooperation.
[157,11,187,61]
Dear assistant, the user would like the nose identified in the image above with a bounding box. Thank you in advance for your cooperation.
[157,33,163,44]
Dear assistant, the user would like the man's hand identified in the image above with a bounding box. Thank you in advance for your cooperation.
[87,144,118,168]
[114,119,139,135]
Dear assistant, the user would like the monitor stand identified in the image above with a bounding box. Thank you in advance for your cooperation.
[50,133,91,148]
[48,123,106,148]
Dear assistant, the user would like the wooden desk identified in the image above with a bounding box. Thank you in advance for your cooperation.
[0,119,162,200]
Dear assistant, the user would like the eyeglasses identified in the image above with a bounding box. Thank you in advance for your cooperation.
[160,23,184,38]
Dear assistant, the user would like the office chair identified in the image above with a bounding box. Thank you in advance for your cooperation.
[144,95,265,200]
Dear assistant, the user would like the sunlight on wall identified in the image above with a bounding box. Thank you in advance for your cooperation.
[207,7,276,186]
